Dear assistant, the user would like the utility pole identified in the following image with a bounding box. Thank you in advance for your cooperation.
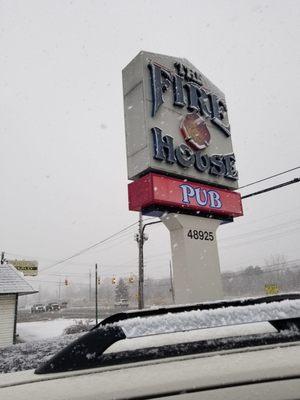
[135,216,162,309]
[89,269,92,303]
[169,260,175,304]
[1,251,5,265]
[95,263,98,324]
[58,280,61,300]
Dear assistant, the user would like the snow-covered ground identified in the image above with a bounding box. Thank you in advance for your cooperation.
[18,320,73,341]
[0,334,80,374]
[0,319,95,374]
[17,319,95,342]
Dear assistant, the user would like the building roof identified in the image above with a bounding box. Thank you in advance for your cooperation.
[0,262,37,296]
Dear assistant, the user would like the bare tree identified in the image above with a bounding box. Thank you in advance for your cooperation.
[264,254,287,270]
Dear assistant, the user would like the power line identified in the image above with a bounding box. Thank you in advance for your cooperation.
[224,258,300,274]
[220,226,300,250]
[41,221,139,272]
[238,205,300,226]
[6,232,135,265]
[241,178,300,199]
[239,166,300,189]
[41,217,157,273]
[221,218,300,242]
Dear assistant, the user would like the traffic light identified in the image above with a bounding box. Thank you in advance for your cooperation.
[128,276,134,283]
[97,277,101,285]
[64,278,68,286]
[112,276,116,284]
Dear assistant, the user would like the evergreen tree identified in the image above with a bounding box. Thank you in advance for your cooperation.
[115,278,129,302]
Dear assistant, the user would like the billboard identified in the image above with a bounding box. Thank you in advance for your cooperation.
[123,51,238,190]
[9,259,38,276]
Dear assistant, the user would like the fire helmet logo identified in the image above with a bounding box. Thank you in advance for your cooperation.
[180,112,211,151]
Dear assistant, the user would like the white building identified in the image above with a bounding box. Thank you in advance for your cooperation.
[0,262,37,348]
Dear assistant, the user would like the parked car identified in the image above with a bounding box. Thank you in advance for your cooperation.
[30,303,46,313]
[114,298,129,308]
[2,294,300,399]
[46,302,60,312]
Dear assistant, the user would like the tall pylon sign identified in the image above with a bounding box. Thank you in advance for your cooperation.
[123,51,243,304]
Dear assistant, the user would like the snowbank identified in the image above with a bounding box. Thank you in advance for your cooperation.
[0,319,94,374]
[0,334,80,374]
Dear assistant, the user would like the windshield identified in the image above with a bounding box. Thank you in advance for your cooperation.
[0,0,299,388]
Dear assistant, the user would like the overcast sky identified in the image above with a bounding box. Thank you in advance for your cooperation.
[1,0,299,290]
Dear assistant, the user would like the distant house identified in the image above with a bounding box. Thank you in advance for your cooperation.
[0,262,37,348]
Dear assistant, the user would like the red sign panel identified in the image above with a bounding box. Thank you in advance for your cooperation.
[128,173,243,218]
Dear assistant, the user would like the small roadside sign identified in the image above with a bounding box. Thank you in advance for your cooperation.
[9,259,38,276]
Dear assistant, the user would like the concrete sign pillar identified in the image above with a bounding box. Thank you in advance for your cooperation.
[162,213,223,304]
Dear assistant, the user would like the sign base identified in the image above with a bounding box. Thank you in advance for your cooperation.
[162,213,223,304]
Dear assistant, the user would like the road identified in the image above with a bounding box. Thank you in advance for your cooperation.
[17,306,127,322]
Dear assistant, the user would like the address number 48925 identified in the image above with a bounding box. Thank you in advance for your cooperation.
[187,230,214,241]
